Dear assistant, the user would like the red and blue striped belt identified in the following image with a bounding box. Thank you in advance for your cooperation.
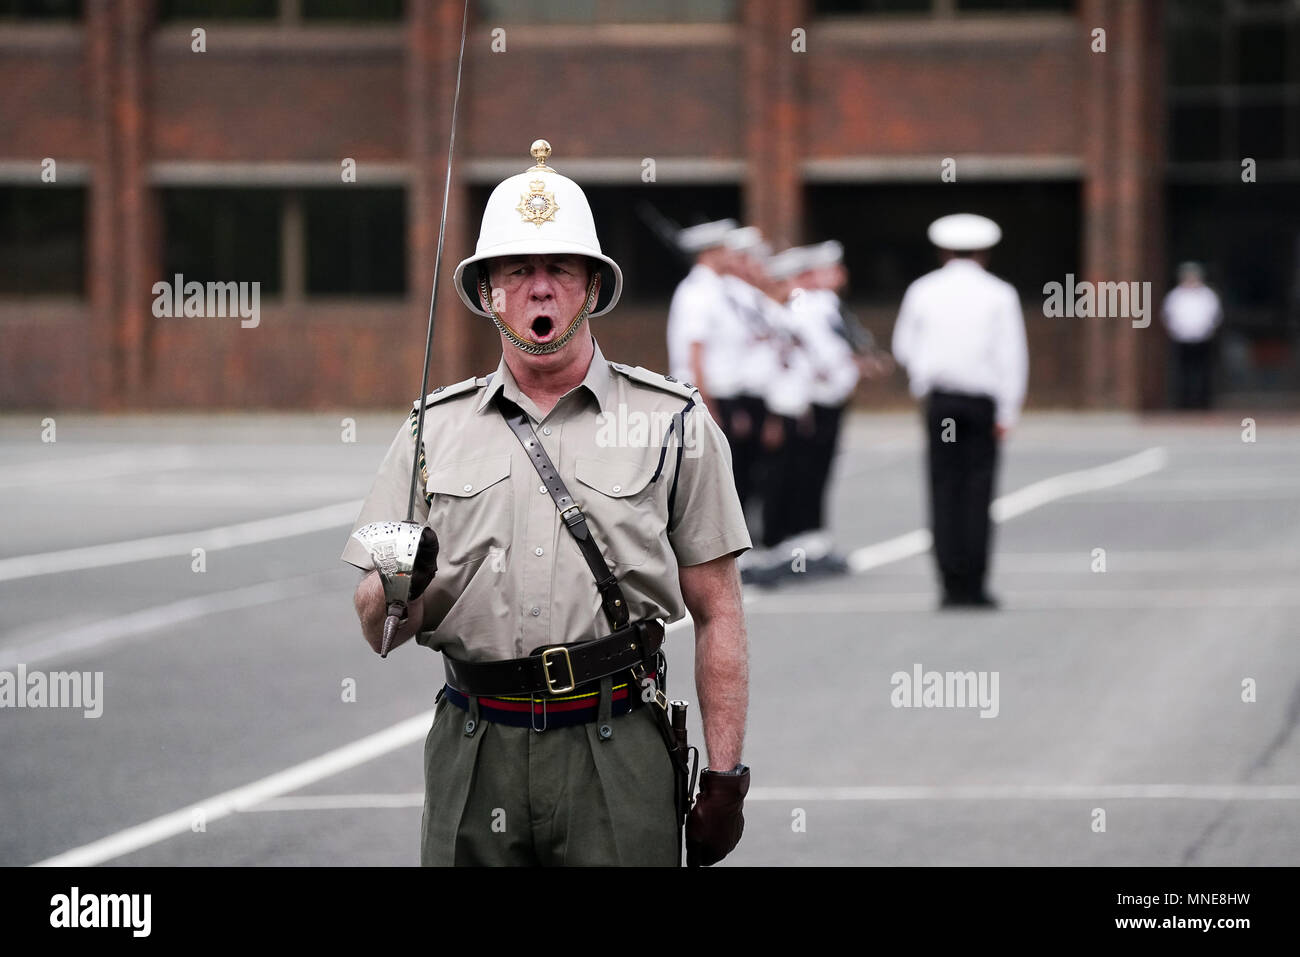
[442,669,656,731]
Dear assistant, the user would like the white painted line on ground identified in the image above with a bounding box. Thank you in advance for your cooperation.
[0,449,197,489]
[989,446,1168,522]
[242,793,425,812]
[0,499,362,583]
[0,571,345,670]
[31,710,436,867]
[847,446,1167,574]
[987,549,1300,573]
[746,587,1300,615]
[237,783,1300,810]
[746,784,1300,801]
[27,447,1165,866]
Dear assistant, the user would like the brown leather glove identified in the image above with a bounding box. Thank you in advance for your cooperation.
[686,765,750,867]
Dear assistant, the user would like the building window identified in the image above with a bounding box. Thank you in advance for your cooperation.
[814,0,1073,14]
[303,188,405,296]
[805,182,1080,306]
[157,0,401,20]
[0,0,80,16]
[161,187,407,299]
[475,0,735,24]
[1167,0,1300,167]
[0,187,85,296]
[162,188,282,295]
[157,0,278,19]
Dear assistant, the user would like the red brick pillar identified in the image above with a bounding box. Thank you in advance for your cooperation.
[86,0,120,406]
[1081,0,1165,410]
[117,0,156,404]
[743,0,806,249]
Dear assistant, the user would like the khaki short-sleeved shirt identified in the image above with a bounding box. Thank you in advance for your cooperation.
[341,338,751,663]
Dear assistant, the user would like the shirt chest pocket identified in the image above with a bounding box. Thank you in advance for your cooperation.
[426,455,513,566]
[572,457,662,569]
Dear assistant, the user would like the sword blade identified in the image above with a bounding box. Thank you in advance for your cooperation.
[406,0,471,524]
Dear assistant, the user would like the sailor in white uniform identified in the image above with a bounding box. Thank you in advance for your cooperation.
[666,217,738,404]
[1161,261,1222,410]
[891,214,1028,609]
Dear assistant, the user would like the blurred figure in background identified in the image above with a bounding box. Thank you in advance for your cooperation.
[719,226,782,520]
[891,214,1028,610]
[755,241,859,580]
[667,218,738,408]
[1162,261,1222,410]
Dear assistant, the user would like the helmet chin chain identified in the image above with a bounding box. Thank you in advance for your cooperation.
[479,272,600,356]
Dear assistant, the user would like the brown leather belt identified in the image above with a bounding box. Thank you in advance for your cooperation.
[442,618,665,698]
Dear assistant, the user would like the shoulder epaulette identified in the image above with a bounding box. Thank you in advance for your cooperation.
[608,362,698,400]
[412,375,483,410]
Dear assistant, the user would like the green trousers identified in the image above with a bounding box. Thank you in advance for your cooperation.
[420,681,680,866]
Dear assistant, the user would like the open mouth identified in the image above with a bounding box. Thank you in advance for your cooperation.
[529,315,557,343]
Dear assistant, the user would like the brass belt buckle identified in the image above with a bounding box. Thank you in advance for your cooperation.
[541,646,576,694]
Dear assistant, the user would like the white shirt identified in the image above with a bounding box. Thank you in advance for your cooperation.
[762,297,814,418]
[891,259,1029,428]
[721,275,783,399]
[790,288,860,406]
[666,263,726,384]
[1162,284,1222,343]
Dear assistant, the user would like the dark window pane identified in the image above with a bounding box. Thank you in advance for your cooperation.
[1169,24,1223,86]
[0,0,80,16]
[157,0,277,20]
[0,187,85,296]
[162,189,282,295]
[956,0,1073,11]
[814,0,932,13]
[303,188,405,296]
[1170,103,1224,161]
[805,181,1080,304]
[477,0,734,23]
[302,0,402,19]
[1238,100,1288,159]
[1237,21,1287,85]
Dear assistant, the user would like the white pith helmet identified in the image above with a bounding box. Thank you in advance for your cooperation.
[453,139,623,318]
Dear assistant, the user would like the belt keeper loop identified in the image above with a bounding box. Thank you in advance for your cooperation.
[596,676,614,741]
[464,695,481,736]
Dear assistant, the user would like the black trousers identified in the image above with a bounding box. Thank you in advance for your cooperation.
[716,395,767,513]
[925,391,998,601]
[1174,340,1214,410]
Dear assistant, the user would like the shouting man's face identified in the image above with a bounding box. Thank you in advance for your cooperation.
[481,254,596,359]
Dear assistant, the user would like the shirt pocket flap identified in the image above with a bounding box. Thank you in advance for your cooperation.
[573,457,655,498]
[426,455,512,498]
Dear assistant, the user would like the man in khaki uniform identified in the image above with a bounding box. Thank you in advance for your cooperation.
[342,141,752,866]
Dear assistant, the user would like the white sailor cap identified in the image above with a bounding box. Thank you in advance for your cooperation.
[802,240,844,269]
[677,218,738,254]
[724,226,765,253]
[926,214,1002,251]
[765,248,808,281]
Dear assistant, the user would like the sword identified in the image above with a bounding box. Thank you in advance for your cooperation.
[352,0,470,658]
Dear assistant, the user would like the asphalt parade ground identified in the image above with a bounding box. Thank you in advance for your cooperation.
[2,410,1298,867]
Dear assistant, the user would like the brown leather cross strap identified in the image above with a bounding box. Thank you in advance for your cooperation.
[443,618,665,698]
[495,393,631,631]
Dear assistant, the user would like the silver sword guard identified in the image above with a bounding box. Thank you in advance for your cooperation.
[352,520,426,657]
